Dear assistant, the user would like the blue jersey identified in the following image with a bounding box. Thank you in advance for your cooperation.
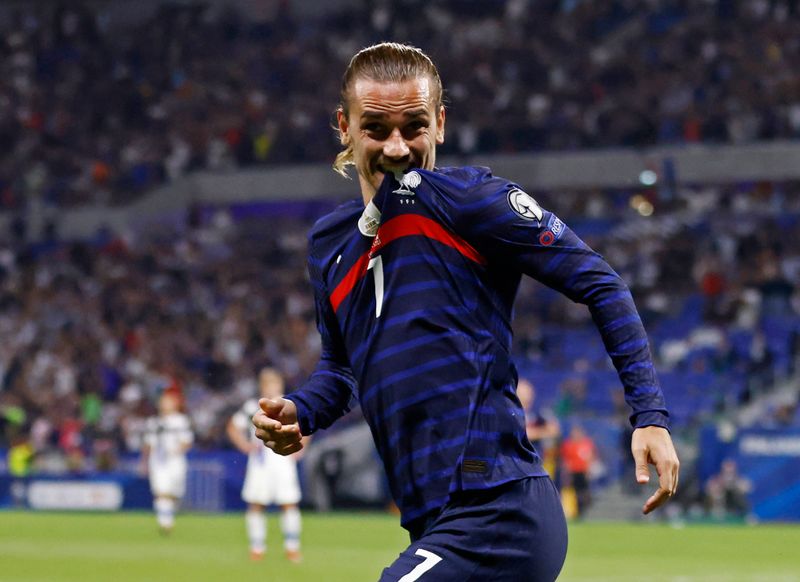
[286,166,668,529]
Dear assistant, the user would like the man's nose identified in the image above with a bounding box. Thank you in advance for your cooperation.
[383,128,410,160]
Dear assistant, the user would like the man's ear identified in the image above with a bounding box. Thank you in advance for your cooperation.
[337,109,350,146]
[435,105,446,145]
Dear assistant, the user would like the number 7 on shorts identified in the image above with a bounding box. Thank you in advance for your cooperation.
[398,549,443,582]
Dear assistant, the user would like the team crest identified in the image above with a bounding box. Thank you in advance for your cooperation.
[393,171,420,205]
[393,171,421,195]
[507,188,543,221]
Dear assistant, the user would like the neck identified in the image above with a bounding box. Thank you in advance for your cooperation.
[358,175,376,206]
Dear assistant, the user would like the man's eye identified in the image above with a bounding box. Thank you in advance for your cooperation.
[407,121,427,131]
[364,124,385,133]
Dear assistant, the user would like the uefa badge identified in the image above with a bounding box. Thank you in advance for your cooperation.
[508,188,543,221]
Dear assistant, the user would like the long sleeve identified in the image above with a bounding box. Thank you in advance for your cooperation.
[284,246,357,435]
[451,176,669,429]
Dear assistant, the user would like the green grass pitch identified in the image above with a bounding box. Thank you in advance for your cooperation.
[1,510,799,581]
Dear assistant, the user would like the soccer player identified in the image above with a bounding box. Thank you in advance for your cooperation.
[141,391,193,534]
[253,42,680,581]
[227,367,303,563]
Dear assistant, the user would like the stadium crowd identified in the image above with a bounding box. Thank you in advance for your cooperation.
[1,179,799,480]
[2,0,800,208]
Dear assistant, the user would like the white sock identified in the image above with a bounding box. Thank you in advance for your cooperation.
[281,506,301,552]
[155,497,175,529]
[246,509,266,553]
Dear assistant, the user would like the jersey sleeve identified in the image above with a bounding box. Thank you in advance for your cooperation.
[454,175,669,430]
[283,241,358,435]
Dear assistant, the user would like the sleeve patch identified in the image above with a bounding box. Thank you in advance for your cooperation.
[548,215,565,238]
[507,188,543,222]
[539,215,566,246]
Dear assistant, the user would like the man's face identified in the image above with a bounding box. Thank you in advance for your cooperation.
[338,76,445,203]
[159,393,179,415]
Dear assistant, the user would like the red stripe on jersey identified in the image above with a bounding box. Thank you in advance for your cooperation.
[330,252,372,313]
[330,214,486,313]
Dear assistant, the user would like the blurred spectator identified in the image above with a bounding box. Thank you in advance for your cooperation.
[777,401,799,425]
[0,393,27,443]
[560,424,598,519]
[7,431,35,506]
[554,375,588,418]
[704,459,752,520]
[741,330,775,403]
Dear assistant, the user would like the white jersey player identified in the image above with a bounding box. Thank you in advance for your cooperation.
[227,368,303,562]
[141,392,193,534]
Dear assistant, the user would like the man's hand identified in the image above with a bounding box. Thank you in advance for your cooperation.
[252,397,304,456]
[631,425,680,514]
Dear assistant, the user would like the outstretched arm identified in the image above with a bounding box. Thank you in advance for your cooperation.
[548,241,680,508]
[455,177,679,510]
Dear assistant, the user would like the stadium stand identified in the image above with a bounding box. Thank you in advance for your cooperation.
[2,0,800,208]
[1,0,800,522]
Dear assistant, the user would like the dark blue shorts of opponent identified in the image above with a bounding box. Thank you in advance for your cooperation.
[380,476,568,582]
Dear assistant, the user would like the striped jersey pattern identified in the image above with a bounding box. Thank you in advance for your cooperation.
[286,166,669,530]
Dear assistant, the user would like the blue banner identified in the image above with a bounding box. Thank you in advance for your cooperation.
[735,429,800,521]
[0,450,256,512]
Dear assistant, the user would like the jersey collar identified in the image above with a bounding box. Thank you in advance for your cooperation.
[358,173,399,237]
[357,199,381,237]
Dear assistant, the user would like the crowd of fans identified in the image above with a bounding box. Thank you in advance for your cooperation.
[2,0,800,209]
[1,179,799,481]
[0,207,319,473]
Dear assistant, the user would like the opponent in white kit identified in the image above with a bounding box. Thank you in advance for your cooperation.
[141,391,194,534]
[227,368,303,562]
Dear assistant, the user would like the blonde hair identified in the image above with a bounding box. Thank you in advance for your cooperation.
[333,42,443,177]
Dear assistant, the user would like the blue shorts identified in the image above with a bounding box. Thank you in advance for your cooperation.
[380,476,568,582]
